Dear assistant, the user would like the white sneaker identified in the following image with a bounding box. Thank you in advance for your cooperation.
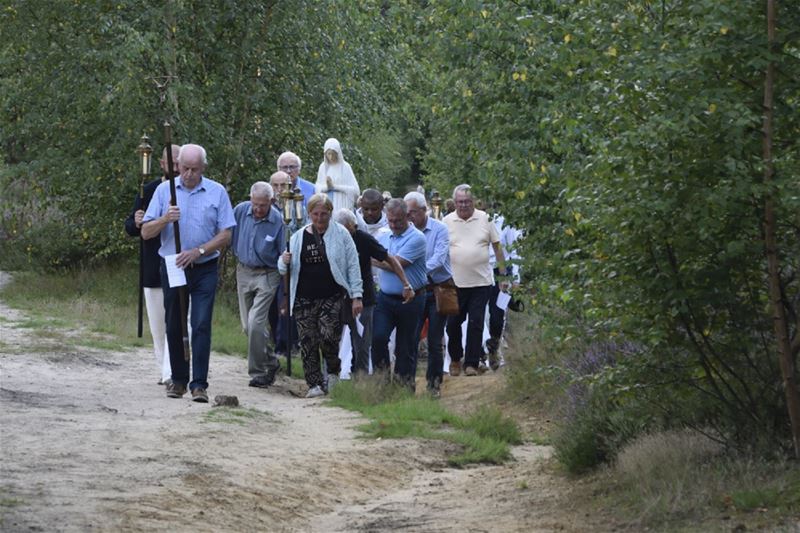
[327,374,339,392]
[305,385,325,398]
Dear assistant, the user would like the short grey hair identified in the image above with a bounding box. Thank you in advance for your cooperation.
[403,191,427,209]
[178,144,208,165]
[277,151,302,170]
[385,198,407,215]
[334,208,357,227]
[452,183,472,200]
[250,181,273,199]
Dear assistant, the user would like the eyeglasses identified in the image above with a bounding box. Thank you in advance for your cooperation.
[455,200,473,206]
[279,165,299,171]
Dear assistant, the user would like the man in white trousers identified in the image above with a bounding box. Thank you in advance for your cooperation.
[124,145,180,385]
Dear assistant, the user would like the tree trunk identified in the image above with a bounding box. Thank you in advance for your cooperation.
[763,0,800,458]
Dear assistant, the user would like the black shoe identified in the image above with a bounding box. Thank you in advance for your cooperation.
[166,382,186,398]
[249,375,272,388]
[486,338,501,371]
[427,377,442,399]
[265,366,277,385]
[191,388,209,403]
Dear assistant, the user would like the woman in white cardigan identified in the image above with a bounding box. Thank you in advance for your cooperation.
[315,138,360,212]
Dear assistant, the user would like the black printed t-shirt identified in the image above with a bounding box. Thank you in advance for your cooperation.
[352,229,388,307]
[297,229,340,299]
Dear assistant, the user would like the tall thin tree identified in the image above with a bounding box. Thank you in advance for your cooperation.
[762,0,800,458]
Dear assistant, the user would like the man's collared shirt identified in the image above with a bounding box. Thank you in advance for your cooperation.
[377,225,427,294]
[143,175,236,262]
[420,216,452,284]
[295,177,316,209]
[231,202,284,269]
[443,208,500,287]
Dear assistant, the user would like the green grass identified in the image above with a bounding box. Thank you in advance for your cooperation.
[0,497,23,508]
[328,377,521,466]
[0,260,248,357]
[202,406,274,426]
[12,316,70,329]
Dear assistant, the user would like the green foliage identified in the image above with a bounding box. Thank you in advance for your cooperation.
[390,0,800,458]
[0,0,416,268]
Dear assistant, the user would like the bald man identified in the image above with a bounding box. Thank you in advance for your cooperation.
[142,144,236,403]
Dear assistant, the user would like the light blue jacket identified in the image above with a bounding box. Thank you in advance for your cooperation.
[278,221,363,313]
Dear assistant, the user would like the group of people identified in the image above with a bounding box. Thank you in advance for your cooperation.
[126,138,519,402]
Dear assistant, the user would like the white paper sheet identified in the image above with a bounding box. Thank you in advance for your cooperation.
[495,290,511,311]
[165,254,187,288]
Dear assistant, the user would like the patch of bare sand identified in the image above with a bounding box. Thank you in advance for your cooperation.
[0,300,413,532]
[308,371,612,532]
[0,271,605,532]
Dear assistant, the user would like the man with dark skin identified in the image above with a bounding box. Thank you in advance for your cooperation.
[355,188,390,238]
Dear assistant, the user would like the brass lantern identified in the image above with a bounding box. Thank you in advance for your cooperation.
[136,134,152,178]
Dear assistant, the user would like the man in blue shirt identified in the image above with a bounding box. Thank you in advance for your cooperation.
[277,151,315,209]
[142,144,236,403]
[231,181,284,388]
[372,199,427,390]
[405,191,453,397]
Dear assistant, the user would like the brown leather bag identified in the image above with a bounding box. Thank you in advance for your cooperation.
[433,278,459,316]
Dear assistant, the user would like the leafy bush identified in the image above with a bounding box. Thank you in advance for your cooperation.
[393,0,800,460]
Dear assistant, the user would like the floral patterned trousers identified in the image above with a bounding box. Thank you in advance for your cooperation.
[294,294,344,388]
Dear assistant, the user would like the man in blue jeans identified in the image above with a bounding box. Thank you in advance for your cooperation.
[371,199,426,390]
[404,191,452,397]
[142,143,236,403]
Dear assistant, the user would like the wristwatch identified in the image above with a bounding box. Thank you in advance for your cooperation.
[198,247,206,256]
[403,284,413,290]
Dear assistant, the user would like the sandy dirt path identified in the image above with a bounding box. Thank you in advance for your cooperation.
[0,271,598,532]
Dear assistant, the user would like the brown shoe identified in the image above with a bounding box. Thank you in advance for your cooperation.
[166,382,186,398]
[464,366,478,376]
[191,388,209,403]
[449,360,462,376]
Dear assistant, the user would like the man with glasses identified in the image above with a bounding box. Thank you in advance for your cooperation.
[404,191,452,397]
[267,170,303,362]
[277,151,315,209]
[443,184,506,377]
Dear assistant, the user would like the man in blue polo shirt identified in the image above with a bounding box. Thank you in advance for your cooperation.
[231,181,284,389]
[371,199,427,390]
[404,191,453,397]
[142,144,236,403]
